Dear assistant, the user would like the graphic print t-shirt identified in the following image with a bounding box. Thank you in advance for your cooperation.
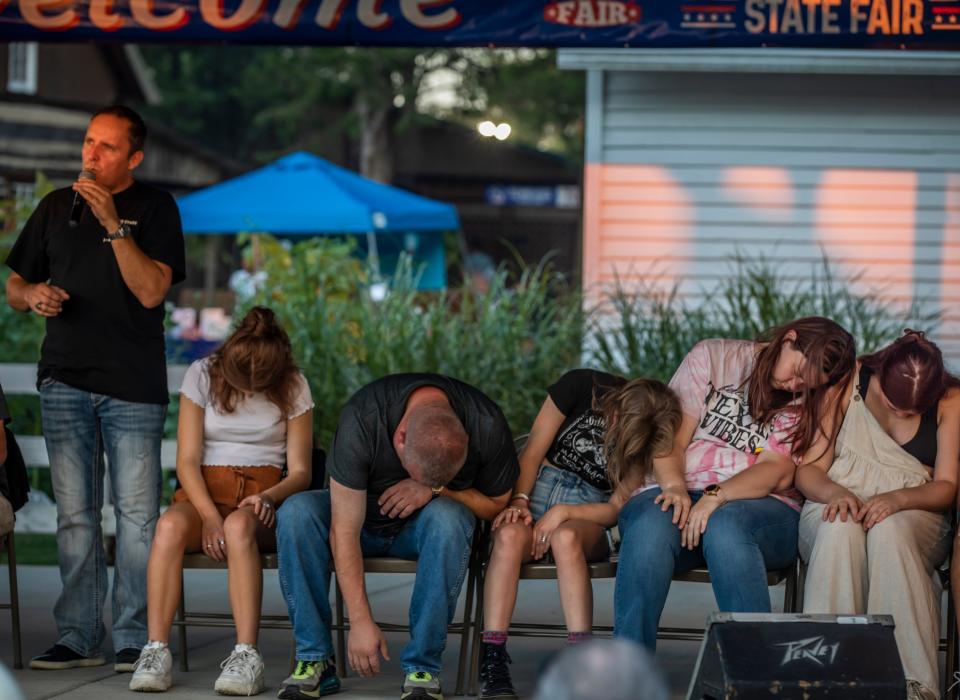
[668,339,802,510]
[544,369,625,492]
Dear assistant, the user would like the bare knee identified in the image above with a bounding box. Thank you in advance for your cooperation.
[491,522,530,559]
[550,526,585,563]
[223,509,259,546]
[153,510,192,550]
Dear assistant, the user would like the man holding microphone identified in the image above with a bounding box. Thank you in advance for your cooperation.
[5,105,185,672]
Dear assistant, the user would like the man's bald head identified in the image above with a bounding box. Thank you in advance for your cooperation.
[401,405,468,487]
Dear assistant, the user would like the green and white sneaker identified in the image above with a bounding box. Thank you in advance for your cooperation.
[400,671,443,700]
[277,659,340,699]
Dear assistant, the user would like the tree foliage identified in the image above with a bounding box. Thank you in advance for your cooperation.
[137,46,584,175]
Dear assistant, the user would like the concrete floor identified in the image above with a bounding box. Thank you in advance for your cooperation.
[0,563,800,700]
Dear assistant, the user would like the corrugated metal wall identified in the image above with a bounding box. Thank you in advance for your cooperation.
[582,69,960,357]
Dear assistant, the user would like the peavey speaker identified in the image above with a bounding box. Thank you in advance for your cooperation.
[686,613,905,699]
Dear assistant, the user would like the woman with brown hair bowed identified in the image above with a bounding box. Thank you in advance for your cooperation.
[129,307,314,696]
[797,330,960,700]
[476,370,682,700]
[614,317,856,651]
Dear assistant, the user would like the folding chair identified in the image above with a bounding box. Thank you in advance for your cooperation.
[331,524,485,697]
[0,531,22,669]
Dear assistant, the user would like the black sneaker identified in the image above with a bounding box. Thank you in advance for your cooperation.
[479,643,517,700]
[114,647,142,673]
[30,644,106,670]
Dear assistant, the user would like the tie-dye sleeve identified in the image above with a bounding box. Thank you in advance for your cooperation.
[668,341,713,420]
[764,409,800,463]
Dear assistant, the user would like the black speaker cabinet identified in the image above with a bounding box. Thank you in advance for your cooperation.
[687,613,905,699]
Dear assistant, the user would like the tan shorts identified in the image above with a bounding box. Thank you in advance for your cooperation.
[173,465,282,518]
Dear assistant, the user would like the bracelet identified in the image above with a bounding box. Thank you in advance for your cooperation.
[511,492,530,503]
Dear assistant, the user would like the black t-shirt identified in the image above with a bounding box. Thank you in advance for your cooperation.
[5,182,185,404]
[544,369,626,492]
[328,373,519,535]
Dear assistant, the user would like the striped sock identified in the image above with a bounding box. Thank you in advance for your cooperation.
[482,631,508,646]
[566,631,593,645]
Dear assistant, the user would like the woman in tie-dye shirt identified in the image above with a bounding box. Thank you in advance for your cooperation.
[614,317,855,649]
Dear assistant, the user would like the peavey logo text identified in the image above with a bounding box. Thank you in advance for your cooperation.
[543,1,641,27]
[775,636,840,667]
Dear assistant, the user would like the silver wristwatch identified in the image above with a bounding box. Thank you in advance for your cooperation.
[103,223,130,241]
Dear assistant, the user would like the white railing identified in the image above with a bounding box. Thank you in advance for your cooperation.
[0,362,185,471]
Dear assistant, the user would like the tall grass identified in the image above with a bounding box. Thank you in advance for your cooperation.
[586,254,938,382]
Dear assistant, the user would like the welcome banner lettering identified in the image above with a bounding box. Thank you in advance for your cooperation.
[0,0,957,47]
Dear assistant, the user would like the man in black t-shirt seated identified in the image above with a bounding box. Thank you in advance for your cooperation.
[276,374,518,700]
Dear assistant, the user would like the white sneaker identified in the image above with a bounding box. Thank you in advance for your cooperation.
[128,643,173,692]
[214,644,265,696]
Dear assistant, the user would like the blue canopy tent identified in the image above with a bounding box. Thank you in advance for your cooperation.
[176,151,460,289]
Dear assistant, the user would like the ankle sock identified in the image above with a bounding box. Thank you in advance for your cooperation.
[566,631,592,645]
[144,640,167,650]
[482,631,508,645]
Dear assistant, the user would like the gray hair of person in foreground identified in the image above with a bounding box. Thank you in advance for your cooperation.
[534,638,669,700]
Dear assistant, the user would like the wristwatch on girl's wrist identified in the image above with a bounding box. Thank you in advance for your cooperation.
[704,483,727,505]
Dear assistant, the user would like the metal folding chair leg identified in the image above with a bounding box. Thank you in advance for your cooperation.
[783,560,798,614]
[466,562,486,698]
[3,534,22,669]
[946,584,958,700]
[176,572,189,671]
[452,544,478,696]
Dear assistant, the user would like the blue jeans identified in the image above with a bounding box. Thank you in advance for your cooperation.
[614,488,799,649]
[277,490,476,675]
[529,465,609,521]
[39,378,165,656]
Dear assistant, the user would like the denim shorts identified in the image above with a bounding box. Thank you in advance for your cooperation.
[529,464,609,521]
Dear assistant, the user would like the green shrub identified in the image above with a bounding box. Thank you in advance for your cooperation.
[240,236,584,446]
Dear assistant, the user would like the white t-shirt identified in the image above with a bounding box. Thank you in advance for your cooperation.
[180,357,314,469]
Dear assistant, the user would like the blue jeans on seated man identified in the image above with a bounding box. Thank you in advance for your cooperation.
[614,487,799,650]
[39,378,165,656]
[276,489,476,675]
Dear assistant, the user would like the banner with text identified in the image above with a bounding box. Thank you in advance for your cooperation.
[1,0,958,47]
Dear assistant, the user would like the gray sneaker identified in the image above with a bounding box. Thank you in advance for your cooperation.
[128,644,173,692]
[214,645,265,696]
[277,659,340,699]
[400,671,443,700]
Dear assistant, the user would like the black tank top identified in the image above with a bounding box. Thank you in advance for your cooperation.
[858,365,938,468]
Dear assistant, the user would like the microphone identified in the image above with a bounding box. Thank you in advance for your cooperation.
[68,169,96,228]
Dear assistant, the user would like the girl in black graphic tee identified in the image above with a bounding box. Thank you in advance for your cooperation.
[476,369,681,699]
